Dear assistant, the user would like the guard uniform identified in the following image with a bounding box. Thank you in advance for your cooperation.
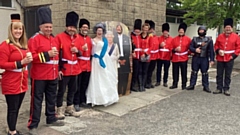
[28,7,60,129]
[213,18,240,96]
[145,20,159,89]
[170,23,191,90]
[74,18,92,107]
[186,26,215,92]
[138,27,151,92]
[130,19,142,92]
[55,11,81,118]
[156,23,173,87]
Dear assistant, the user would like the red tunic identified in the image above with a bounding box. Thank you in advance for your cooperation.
[214,33,240,62]
[0,40,28,95]
[78,34,92,72]
[131,32,141,60]
[55,32,81,75]
[28,33,59,80]
[171,35,191,62]
[149,35,159,60]
[158,35,173,61]
[140,34,151,62]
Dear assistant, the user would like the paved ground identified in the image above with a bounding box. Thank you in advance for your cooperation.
[1,57,240,135]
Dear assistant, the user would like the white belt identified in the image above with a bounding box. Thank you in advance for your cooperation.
[144,48,149,52]
[78,56,90,61]
[159,49,170,52]
[62,58,78,65]
[224,50,235,54]
[151,50,159,53]
[134,48,142,51]
[11,67,27,72]
[175,51,188,56]
[45,60,59,65]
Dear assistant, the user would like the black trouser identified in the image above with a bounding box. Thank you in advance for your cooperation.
[74,71,90,105]
[28,79,58,129]
[5,92,25,131]
[189,56,209,87]
[216,60,234,91]
[138,61,150,87]
[131,59,139,89]
[156,59,171,83]
[172,61,188,87]
[146,60,157,86]
[118,73,129,95]
[57,75,77,107]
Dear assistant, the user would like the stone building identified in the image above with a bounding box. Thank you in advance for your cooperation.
[20,0,166,37]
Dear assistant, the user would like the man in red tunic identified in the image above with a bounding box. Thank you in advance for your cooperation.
[170,23,191,90]
[130,19,142,92]
[213,18,240,96]
[156,23,173,87]
[145,20,159,89]
[74,18,92,111]
[55,11,82,118]
[28,7,64,134]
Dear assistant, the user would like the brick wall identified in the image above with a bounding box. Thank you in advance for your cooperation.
[23,0,166,36]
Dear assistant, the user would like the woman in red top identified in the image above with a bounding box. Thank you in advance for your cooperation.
[0,14,32,135]
[138,23,151,92]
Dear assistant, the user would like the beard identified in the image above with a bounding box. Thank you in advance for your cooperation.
[68,30,76,36]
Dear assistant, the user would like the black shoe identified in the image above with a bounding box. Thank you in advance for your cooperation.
[80,103,92,108]
[139,86,145,92]
[163,83,168,87]
[182,86,186,90]
[150,85,154,88]
[169,85,177,89]
[203,87,211,93]
[131,87,139,92]
[224,90,230,96]
[145,84,151,89]
[213,89,222,94]
[74,104,80,112]
[47,120,65,126]
[155,82,160,86]
[186,85,195,90]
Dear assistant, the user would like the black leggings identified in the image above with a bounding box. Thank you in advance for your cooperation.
[5,92,25,131]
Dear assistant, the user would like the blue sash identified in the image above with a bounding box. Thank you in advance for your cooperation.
[93,37,108,68]
[108,44,115,56]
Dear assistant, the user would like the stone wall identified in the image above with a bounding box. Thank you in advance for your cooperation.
[23,0,166,36]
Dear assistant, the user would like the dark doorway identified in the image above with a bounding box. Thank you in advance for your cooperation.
[24,5,51,38]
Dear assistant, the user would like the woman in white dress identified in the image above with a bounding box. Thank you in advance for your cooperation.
[86,23,119,106]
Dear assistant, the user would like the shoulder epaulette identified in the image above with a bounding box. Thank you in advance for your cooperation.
[31,32,39,39]
[149,33,153,37]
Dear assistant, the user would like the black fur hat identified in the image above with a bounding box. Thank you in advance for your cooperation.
[66,11,79,27]
[37,7,52,25]
[178,22,187,32]
[134,19,142,30]
[149,20,155,30]
[79,18,90,28]
[10,14,20,21]
[162,23,170,32]
[224,18,233,28]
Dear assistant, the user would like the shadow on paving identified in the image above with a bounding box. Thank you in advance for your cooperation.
[75,74,240,135]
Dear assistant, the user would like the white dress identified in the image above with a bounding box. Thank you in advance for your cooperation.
[86,39,119,106]
[107,43,120,93]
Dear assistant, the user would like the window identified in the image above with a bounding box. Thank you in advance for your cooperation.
[177,18,184,23]
[0,0,12,7]
[166,17,176,23]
